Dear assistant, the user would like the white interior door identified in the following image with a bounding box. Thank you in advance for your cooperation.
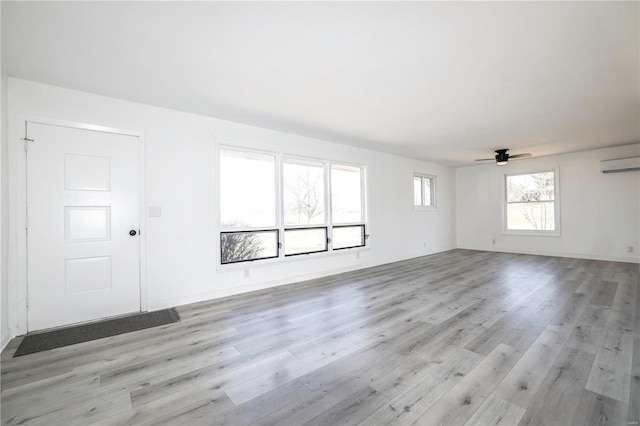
[27,122,141,331]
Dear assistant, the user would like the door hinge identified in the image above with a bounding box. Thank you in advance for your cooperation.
[26,293,29,308]
[25,214,28,229]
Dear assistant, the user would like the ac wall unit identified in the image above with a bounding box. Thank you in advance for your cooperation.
[600,157,640,173]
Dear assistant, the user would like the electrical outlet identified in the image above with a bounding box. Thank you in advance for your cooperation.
[492,239,496,245]
[244,269,250,278]
[627,246,634,253]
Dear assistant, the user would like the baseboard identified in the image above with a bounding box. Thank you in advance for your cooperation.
[147,246,456,311]
[1,328,11,352]
[457,245,640,264]
[148,260,383,311]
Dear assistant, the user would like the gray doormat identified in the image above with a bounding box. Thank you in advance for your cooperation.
[14,309,180,357]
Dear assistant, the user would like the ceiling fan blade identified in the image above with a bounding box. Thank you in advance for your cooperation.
[474,158,495,161]
[510,153,532,159]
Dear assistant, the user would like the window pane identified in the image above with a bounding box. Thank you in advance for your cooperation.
[331,164,363,223]
[507,172,554,202]
[220,230,278,264]
[333,225,365,250]
[413,177,422,205]
[220,150,276,228]
[507,202,555,231]
[283,158,325,225]
[284,228,327,256]
[422,177,432,206]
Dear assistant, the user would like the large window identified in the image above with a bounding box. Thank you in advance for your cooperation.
[283,158,325,225]
[504,170,558,235]
[220,150,279,263]
[413,173,436,208]
[219,148,366,264]
[283,158,327,257]
[331,164,364,223]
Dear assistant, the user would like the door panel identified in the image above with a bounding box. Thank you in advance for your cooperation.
[27,123,141,331]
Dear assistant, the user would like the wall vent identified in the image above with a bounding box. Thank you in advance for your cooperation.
[600,157,640,174]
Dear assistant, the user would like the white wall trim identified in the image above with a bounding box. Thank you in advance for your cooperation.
[1,331,10,352]
[149,247,456,311]
[11,114,147,336]
[457,245,640,264]
[148,264,361,311]
[501,166,561,237]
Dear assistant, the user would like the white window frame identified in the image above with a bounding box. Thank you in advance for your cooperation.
[413,172,437,210]
[502,168,561,237]
[217,145,368,266]
[218,147,281,264]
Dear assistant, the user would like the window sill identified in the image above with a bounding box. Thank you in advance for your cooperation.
[503,230,561,237]
[216,245,371,272]
[413,205,438,211]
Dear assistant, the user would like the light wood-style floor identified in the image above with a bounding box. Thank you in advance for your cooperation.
[1,249,639,425]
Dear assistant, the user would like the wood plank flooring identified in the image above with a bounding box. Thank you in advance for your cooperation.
[1,249,638,425]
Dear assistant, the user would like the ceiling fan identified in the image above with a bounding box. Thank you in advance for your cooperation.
[475,149,532,166]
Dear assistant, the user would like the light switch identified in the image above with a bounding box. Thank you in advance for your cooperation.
[148,206,162,218]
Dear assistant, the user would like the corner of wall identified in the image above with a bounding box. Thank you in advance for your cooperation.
[454,146,640,263]
[454,167,464,249]
[451,167,458,249]
[1,66,11,350]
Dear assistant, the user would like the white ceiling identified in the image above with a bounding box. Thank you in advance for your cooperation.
[2,1,639,166]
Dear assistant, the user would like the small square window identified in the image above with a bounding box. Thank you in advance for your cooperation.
[331,164,364,223]
[413,173,436,208]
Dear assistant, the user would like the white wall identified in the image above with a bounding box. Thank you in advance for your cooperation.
[1,70,9,350]
[1,0,10,350]
[457,145,640,263]
[6,78,456,336]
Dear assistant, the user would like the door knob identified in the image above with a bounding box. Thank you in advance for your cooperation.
[129,230,137,236]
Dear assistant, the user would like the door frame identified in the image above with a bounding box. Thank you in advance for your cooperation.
[12,115,147,334]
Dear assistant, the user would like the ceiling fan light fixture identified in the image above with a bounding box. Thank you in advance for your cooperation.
[495,149,509,165]
[474,149,531,164]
